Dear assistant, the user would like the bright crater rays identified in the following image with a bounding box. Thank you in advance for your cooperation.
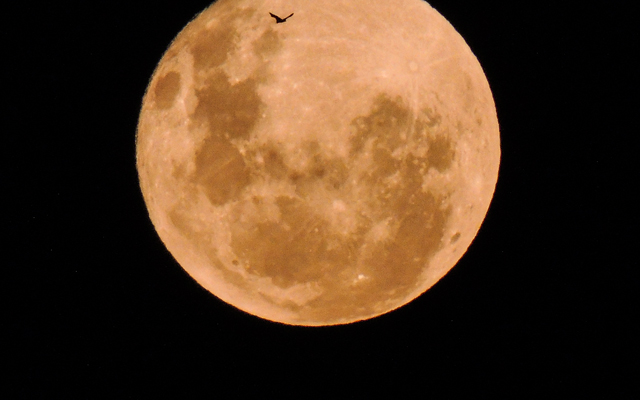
[137,0,500,326]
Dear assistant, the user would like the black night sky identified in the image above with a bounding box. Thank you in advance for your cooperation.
[6,1,637,398]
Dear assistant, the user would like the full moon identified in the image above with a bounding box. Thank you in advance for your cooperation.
[136,0,500,326]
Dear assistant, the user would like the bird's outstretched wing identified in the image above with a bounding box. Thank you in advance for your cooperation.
[284,13,294,20]
[268,12,293,23]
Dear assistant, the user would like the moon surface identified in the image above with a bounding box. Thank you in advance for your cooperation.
[136,0,500,326]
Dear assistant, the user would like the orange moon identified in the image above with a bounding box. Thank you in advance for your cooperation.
[136,0,500,326]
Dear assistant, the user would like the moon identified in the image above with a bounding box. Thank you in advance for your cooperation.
[136,0,500,326]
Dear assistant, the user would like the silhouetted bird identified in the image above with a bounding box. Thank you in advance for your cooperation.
[269,12,294,23]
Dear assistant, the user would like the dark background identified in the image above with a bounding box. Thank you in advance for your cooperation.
[6,0,637,397]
